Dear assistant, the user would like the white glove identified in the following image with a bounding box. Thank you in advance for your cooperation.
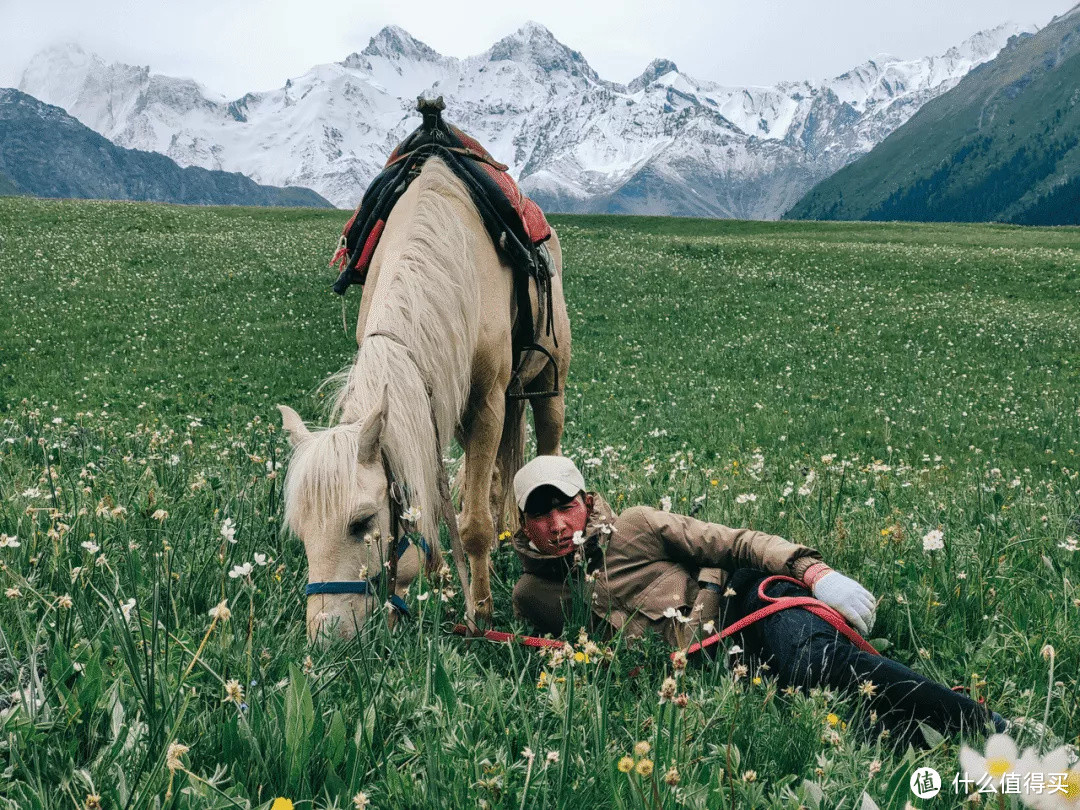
[812,571,876,636]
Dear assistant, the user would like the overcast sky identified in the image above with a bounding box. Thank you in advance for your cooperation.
[0,0,1073,98]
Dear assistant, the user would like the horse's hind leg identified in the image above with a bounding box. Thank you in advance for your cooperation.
[459,388,505,624]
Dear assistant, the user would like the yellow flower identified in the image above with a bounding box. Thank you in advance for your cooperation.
[710,479,719,486]
[617,756,634,773]
[826,713,840,727]
[573,651,589,663]
[271,800,294,810]
[752,677,762,686]
[635,758,654,777]
[536,671,548,689]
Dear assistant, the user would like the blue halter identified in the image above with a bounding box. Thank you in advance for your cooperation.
[305,534,432,617]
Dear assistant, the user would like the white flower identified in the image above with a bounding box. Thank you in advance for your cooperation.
[922,529,945,552]
[220,518,236,543]
[416,591,430,602]
[208,600,231,621]
[120,598,136,623]
[253,552,268,566]
[546,750,559,763]
[228,562,253,579]
[81,541,100,554]
[663,606,679,619]
[1058,537,1079,553]
[0,534,20,548]
[958,734,1040,797]
[660,495,672,512]
[735,493,757,504]
[864,497,875,507]
[151,509,169,521]
[21,487,42,498]
[402,506,422,524]
[571,530,585,546]
[821,454,836,465]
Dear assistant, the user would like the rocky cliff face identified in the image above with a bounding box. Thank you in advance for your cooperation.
[18,21,1031,217]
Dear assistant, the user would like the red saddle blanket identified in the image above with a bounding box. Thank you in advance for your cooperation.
[332,124,551,285]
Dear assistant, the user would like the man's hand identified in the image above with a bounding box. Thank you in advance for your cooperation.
[810,570,876,636]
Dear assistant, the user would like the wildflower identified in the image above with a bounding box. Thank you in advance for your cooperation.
[821,454,836,465]
[869,760,881,777]
[228,562,253,579]
[634,740,651,758]
[208,600,231,621]
[151,509,169,521]
[635,758,654,777]
[958,734,1034,794]
[826,713,840,727]
[270,800,294,810]
[658,676,678,703]
[57,594,73,609]
[546,750,559,764]
[352,792,370,810]
[618,755,634,773]
[858,680,878,698]
[922,529,945,552]
[220,518,236,543]
[166,741,189,772]
[0,534,20,548]
[84,794,101,810]
[121,598,137,623]
[732,663,748,681]
[254,552,268,566]
[664,765,680,786]
[571,530,585,546]
[660,495,672,512]
[303,655,314,676]
[743,770,758,782]
[522,747,535,763]
[6,587,21,599]
[723,586,737,597]
[735,493,757,504]
[223,679,245,704]
[674,693,689,709]
[1041,644,1055,660]
[752,676,763,686]
[671,650,687,673]
[81,541,100,554]
[402,506,422,524]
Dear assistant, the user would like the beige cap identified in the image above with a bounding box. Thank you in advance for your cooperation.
[513,455,585,510]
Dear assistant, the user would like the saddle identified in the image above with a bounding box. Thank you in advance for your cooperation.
[330,98,558,388]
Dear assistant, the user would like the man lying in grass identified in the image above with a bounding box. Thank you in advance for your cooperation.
[510,455,1007,746]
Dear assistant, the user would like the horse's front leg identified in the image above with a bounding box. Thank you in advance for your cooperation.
[459,389,505,624]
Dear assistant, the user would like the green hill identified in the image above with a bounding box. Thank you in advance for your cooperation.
[0,170,22,196]
[786,6,1080,225]
[0,88,332,208]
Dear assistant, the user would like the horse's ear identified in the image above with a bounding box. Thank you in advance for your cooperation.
[355,385,389,459]
[277,404,311,447]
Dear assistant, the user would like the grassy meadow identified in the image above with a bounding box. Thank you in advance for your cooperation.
[0,196,1078,809]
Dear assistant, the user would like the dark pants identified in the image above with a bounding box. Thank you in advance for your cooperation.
[722,571,991,746]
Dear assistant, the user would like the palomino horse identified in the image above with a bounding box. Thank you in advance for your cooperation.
[279,156,570,641]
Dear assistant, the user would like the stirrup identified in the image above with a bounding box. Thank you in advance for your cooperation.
[506,344,560,400]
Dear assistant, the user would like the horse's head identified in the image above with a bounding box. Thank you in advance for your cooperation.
[278,392,422,642]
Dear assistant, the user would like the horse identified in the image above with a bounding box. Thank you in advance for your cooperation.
[278,156,570,641]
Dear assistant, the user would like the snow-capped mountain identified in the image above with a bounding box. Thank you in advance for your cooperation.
[17,21,1035,218]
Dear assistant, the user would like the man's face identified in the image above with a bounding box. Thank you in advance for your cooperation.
[522,491,590,556]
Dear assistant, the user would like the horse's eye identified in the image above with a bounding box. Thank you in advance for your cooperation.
[348,516,374,539]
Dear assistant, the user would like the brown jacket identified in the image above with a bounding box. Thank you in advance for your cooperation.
[512,493,822,648]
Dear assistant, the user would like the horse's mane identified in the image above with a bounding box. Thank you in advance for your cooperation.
[284,158,481,544]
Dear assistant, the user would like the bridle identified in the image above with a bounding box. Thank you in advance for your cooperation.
[304,454,436,618]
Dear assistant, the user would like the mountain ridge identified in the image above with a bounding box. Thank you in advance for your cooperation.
[17,21,1034,218]
[784,4,1080,225]
[0,88,333,207]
